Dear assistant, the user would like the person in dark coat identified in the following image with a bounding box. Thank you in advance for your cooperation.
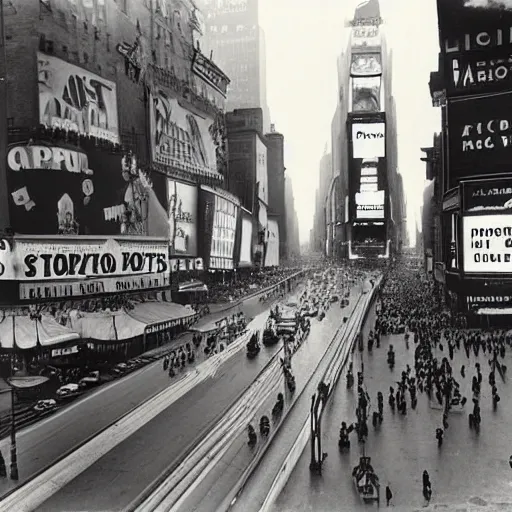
[385,484,393,506]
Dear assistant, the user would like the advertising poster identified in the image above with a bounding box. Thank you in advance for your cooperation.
[350,53,382,76]
[239,213,253,266]
[351,122,385,158]
[150,88,219,177]
[37,53,119,143]
[463,177,512,213]
[168,180,198,256]
[463,214,512,273]
[356,190,385,219]
[352,76,381,113]
[351,25,381,48]
[210,194,238,269]
[7,143,168,237]
[264,218,279,267]
[448,92,512,188]
[437,0,512,96]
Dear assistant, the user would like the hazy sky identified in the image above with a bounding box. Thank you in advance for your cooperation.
[259,0,441,245]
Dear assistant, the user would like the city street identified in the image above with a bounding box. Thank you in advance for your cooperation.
[32,279,365,511]
[0,285,299,499]
[274,309,512,511]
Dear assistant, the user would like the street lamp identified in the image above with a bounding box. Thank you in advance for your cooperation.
[9,316,18,480]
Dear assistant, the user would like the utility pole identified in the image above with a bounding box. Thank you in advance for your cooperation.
[0,0,11,233]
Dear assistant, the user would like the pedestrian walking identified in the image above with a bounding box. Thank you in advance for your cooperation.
[385,484,393,506]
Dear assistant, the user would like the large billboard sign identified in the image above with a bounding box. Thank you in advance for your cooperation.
[7,144,168,237]
[350,54,382,76]
[462,177,512,213]
[356,190,385,219]
[150,88,219,178]
[168,180,198,256]
[37,53,119,143]
[447,92,512,188]
[352,76,381,112]
[199,186,239,270]
[437,0,512,96]
[463,214,512,273]
[0,238,168,282]
[239,212,253,266]
[351,122,385,158]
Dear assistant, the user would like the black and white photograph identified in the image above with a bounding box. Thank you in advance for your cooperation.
[0,0,511,511]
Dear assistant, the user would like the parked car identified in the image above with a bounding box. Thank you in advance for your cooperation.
[33,399,57,413]
[79,371,101,388]
[56,383,80,399]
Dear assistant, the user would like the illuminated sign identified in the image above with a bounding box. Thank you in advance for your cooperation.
[351,123,385,158]
[463,214,512,273]
[192,49,230,97]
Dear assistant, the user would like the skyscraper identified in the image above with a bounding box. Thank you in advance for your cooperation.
[199,0,270,131]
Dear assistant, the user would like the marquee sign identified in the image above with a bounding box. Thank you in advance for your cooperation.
[0,238,168,281]
[192,49,230,98]
[462,177,512,213]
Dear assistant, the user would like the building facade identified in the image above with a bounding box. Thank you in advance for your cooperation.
[284,176,300,263]
[199,0,270,131]
[265,127,287,261]
[311,150,332,255]
[0,0,231,356]
[225,107,268,267]
[325,0,403,262]
[430,0,512,316]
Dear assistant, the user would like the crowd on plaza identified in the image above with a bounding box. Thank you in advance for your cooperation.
[343,261,512,506]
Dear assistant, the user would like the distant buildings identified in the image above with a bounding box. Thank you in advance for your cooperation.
[199,0,270,131]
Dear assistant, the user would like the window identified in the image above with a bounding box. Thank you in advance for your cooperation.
[83,52,89,63]
[164,56,168,68]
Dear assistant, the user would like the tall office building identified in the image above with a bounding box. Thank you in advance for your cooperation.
[198,0,271,131]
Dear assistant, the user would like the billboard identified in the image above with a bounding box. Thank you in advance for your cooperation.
[239,213,253,266]
[264,218,279,267]
[447,92,512,188]
[7,144,168,237]
[437,0,512,96]
[0,237,168,282]
[351,25,381,48]
[463,214,512,273]
[150,88,219,177]
[168,180,198,256]
[199,186,239,269]
[462,177,512,213]
[350,53,382,76]
[356,190,385,219]
[352,76,381,112]
[351,122,385,158]
[37,53,119,143]
[348,155,387,221]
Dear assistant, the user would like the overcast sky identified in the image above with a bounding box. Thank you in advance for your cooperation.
[259,0,441,245]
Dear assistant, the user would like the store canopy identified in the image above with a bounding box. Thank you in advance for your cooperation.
[127,301,196,327]
[178,280,208,293]
[0,315,80,350]
[68,310,146,341]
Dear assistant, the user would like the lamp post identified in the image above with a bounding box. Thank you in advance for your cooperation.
[9,316,18,480]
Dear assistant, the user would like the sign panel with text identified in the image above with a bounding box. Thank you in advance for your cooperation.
[168,180,198,256]
[0,238,168,281]
[448,92,512,188]
[437,0,512,96]
[462,177,512,213]
[463,214,512,273]
[351,122,385,158]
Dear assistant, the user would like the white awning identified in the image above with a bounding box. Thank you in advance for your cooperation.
[0,315,80,349]
[127,301,196,326]
[68,310,146,341]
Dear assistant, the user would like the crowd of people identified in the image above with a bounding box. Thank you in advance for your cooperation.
[340,261,512,507]
[205,267,300,304]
